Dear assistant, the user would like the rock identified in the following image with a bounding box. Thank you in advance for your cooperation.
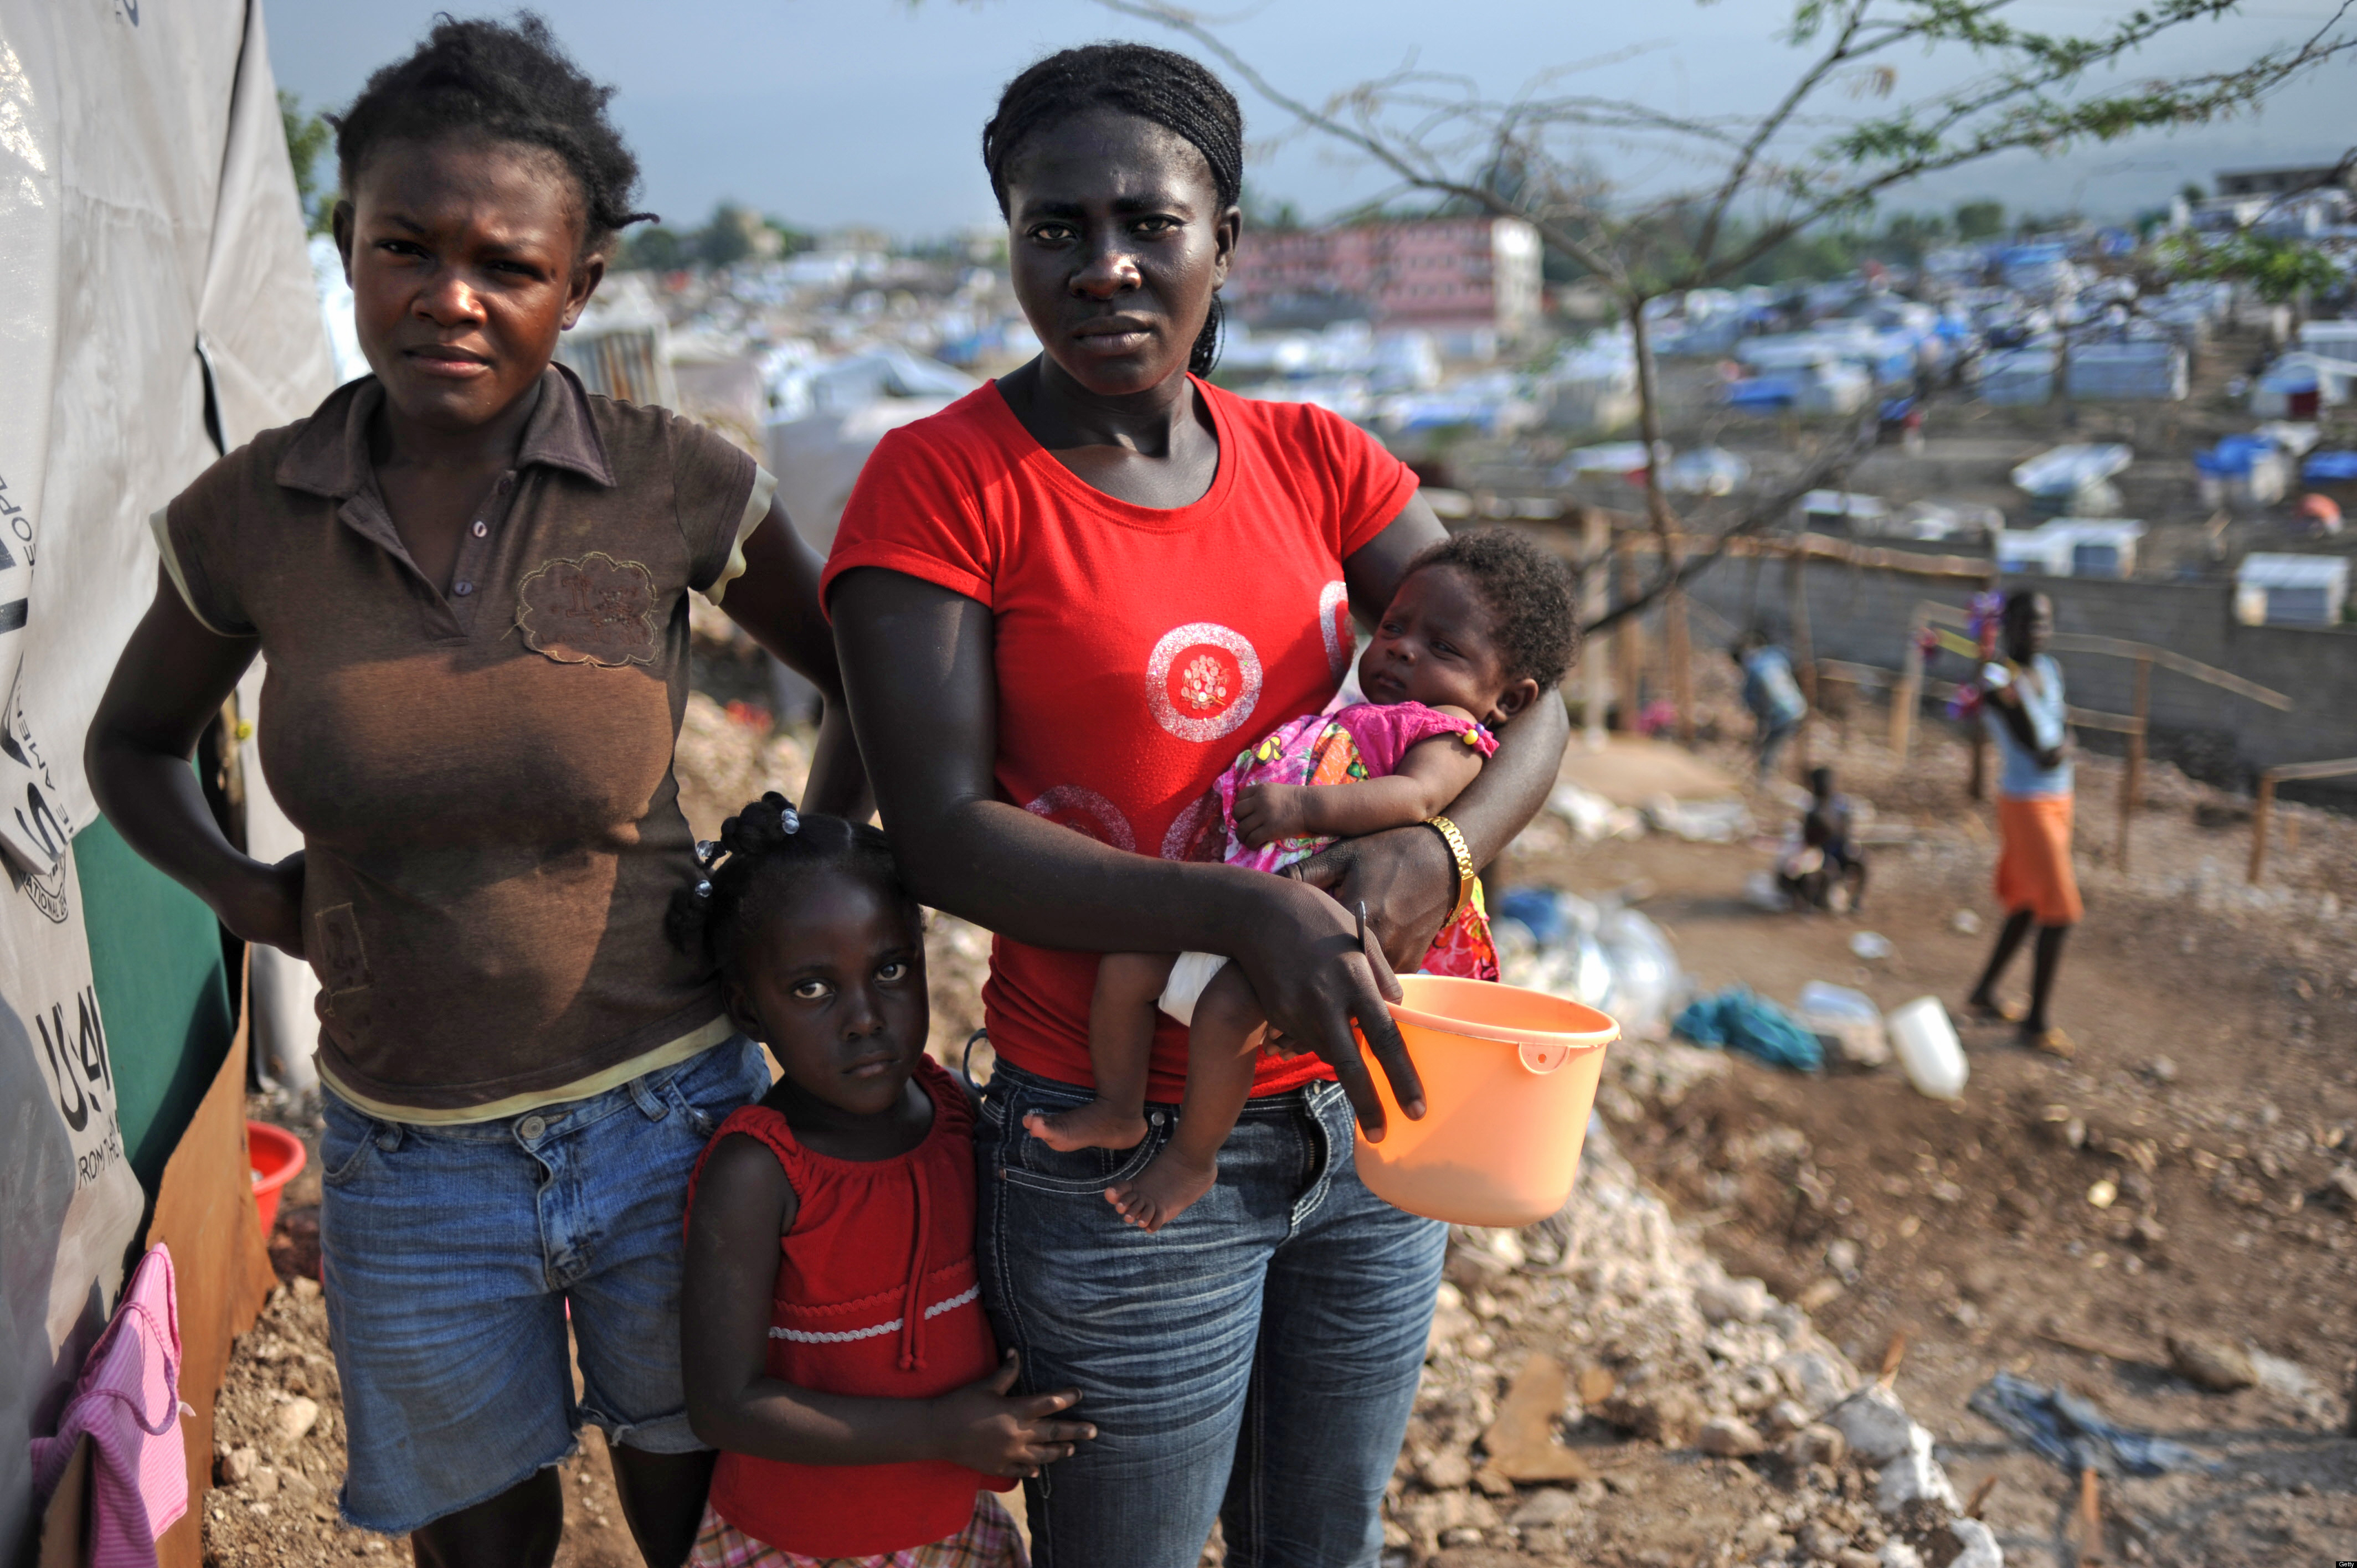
[1481,1355,1593,1482]
[276,1395,321,1443]
[1510,1487,1581,1528]
[1575,1365,1618,1406]
[1947,1516,2004,1567]
[1421,1449,1474,1489]
[1879,1543,1924,1568]
[1763,1399,1812,1437]
[246,1465,280,1499]
[1836,1551,1883,1568]
[1798,1520,1850,1559]
[1599,1381,1704,1446]
[1950,909,1983,935]
[278,1471,318,1510]
[2321,1167,2357,1210]
[1777,1348,1856,1411]
[2145,1056,2179,1085]
[2087,1179,2118,1209]
[1794,1422,1849,1467]
[1697,1415,1766,1457]
[2168,1333,2257,1391]
[1824,1385,1916,1466]
[1826,1239,1862,1276]
[1695,1275,1772,1326]
[218,1445,258,1484]
[1427,1283,1474,1359]
[1875,1426,1960,1515]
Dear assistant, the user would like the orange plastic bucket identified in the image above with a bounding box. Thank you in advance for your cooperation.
[248,1121,306,1234]
[1352,974,1618,1227]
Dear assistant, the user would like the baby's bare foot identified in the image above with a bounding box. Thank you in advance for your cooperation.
[1023,1102,1149,1153]
[1105,1147,1218,1233]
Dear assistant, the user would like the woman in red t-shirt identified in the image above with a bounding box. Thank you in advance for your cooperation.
[825,45,1569,1565]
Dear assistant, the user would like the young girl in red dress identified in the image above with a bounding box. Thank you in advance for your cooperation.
[1025,530,1579,1231]
[674,796,1095,1566]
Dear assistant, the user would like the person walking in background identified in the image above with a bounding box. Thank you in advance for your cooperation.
[1964,590,2080,1058]
[1733,630,1807,781]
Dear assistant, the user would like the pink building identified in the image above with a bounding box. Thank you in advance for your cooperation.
[1225,216,1542,343]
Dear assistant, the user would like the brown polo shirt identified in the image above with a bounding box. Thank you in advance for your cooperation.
[154,366,776,1120]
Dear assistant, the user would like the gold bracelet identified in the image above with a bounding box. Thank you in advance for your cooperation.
[1422,814,1476,923]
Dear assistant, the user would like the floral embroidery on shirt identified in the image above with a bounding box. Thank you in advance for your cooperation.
[516,552,660,667]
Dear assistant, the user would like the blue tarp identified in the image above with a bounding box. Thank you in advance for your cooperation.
[1968,1373,2217,1478]
[2304,451,2357,482]
[1673,988,1822,1071]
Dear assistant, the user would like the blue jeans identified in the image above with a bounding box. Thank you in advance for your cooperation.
[975,1059,1446,1568]
[318,1036,771,1535]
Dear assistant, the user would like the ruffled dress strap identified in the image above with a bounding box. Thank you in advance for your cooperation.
[1331,700,1498,777]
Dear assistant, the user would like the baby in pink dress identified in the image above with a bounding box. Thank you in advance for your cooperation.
[1026,530,1580,1230]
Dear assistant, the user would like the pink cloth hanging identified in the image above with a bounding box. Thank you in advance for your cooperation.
[30,1243,188,1567]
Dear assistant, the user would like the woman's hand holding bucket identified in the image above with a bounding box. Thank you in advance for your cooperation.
[1232,875,1426,1142]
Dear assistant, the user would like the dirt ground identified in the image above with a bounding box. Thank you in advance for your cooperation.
[207,641,2357,1567]
[1494,683,2357,1566]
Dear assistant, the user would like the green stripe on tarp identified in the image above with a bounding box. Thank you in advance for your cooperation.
[76,815,235,1191]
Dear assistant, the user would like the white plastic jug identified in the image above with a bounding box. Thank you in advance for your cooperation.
[1887,997,1967,1100]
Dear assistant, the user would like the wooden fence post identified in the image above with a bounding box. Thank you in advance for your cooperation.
[1582,509,1609,751]
[2117,653,2150,873]
[1614,533,1642,730]
[1786,540,1816,777]
[1891,608,1926,757]
[2247,771,2277,884]
[1668,573,1695,745]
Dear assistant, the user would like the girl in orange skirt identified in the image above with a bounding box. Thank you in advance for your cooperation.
[1964,591,2080,1056]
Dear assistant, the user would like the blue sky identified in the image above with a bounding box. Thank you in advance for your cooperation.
[266,0,2353,239]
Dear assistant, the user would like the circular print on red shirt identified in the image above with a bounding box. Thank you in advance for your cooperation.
[1021,785,1136,853]
[1318,580,1352,679]
[1146,622,1263,744]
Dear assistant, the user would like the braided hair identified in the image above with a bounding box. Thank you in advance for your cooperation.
[665,793,914,981]
[332,12,655,257]
[1402,529,1583,694]
[982,43,1243,376]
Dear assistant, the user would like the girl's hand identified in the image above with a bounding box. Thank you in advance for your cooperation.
[218,852,307,959]
[933,1352,1094,1479]
[1231,783,1312,849]
[1231,872,1422,1140]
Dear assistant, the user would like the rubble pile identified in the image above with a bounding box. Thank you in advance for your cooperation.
[1386,1076,2003,1565]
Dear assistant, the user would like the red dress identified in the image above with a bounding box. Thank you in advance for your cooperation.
[686,1059,1010,1556]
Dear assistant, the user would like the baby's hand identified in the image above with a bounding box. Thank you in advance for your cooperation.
[932,1351,1094,1479]
[1233,783,1313,848]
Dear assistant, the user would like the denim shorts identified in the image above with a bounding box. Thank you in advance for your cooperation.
[318,1036,771,1535]
[975,1058,1447,1567]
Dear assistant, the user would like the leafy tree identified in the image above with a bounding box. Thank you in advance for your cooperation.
[1100,0,2355,627]
[624,225,692,273]
[1953,200,2005,241]
[279,90,334,236]
[699,202,760,270]
[2154,231,2344,305]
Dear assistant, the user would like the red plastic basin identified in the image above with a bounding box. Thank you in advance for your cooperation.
[248,1121,307,1234]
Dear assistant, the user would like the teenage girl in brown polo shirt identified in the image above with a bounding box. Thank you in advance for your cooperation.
[86,18,854,1566]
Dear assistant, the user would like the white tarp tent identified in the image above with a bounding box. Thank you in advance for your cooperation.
[0,0,331,1549]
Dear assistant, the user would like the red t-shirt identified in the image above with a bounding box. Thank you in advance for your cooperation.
[824,379,1418,1100]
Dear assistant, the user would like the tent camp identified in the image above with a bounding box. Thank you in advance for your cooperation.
[0,0,333,1558]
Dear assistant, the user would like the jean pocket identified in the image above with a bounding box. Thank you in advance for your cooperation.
[320,1100,387,1188]
[996,1094,1169,1195]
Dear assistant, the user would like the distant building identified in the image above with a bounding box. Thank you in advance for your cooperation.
[1226,216,1543,351]
[2214,166,2355,198]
